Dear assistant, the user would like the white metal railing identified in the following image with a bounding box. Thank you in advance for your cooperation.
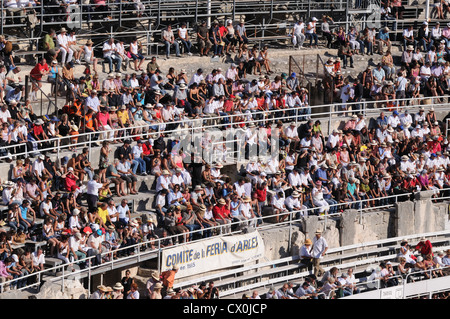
[178,232,450,298]
[3,94,446,162]
[1,188,448,296]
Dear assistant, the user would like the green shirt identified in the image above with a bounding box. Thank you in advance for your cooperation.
[43,34,55,51]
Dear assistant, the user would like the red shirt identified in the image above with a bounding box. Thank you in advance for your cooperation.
[30,62,49,81]
[64,172,78,192]
[415,240,433,256]
[213,204,230,220]
[254,188,267,202]
[33,125,44,138]
[142,143,153,156]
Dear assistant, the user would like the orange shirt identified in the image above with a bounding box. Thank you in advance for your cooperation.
[161,270,176,288]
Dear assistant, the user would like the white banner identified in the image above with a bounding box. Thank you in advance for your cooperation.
[161,231,266,278]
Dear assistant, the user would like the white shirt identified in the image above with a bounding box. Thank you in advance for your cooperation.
[32,252,45,267]
[188,73,204,86]
[103,41,116,58]
[32,159,45,177]
[57,33,69,48]
[293,23,305,35]
[117,204,129,219]
[285,196,301,210]
[132,145,143,159]
[171,174,184,186]
[288,172,302,187]
[311,236,328,259]
[39,201,53,217]
[387,115,400,128]
[87,180,103,196]
[156,175,171,192]
[327,133,340,149]
[403,28,414,38]
[285,126,299,139]
[239,202,252,218]
[107,205,118,222]
[271,195,285,210]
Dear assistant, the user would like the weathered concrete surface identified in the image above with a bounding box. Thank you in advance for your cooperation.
[396,198,448,237]
[338,209,395,247]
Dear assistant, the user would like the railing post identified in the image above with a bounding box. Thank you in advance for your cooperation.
[57,138,61,162]
[61,266,65,292]
[88,133,92,160]
[24,75,29,102]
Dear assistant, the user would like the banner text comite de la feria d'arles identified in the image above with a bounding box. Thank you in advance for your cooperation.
[161,231,265,278]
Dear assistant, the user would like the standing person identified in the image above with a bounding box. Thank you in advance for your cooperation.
[197,20,212,57]
[161,264,179,297]
[311,229,329,277]
[204,281,219,299]
[86,175,110,212]
[120,269,135,299]
[127,283,140,299]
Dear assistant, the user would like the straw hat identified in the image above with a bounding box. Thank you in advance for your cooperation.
[292,191,300,198]
[97,285,107,292]
[151,271,160,281]
[2,181,15,188]
[304,239,312,245]
[113,282,124,290]
[218,198,226,205]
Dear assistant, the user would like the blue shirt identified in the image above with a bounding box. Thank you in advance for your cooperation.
[315,168,327,183]
[378,30,389,41]
[347,183,357,196]
[19,206,28,220]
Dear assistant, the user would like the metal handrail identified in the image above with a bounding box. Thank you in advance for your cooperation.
[1,93,446,161]
[1,193,448,296]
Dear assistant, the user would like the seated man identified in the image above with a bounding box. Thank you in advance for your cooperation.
[162,25,181,59]
[103,37,122,73]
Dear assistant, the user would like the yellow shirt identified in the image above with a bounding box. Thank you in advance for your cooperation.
[117,110,129,125]
[98,207,108,224]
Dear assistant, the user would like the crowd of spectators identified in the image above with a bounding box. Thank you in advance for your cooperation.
[253,244,450,300]
[1,0,450,295]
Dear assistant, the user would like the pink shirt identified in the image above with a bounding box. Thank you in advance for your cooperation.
[97,111,110,127]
